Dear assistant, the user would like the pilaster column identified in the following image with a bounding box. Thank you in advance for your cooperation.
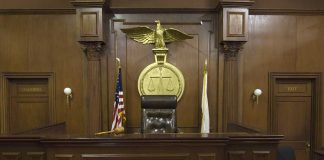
[222,41,244,130]
[217,0,253,131]
[71,0,106,135]
[81,42,104,134]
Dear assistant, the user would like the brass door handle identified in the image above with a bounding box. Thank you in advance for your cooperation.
[306,142,311,148]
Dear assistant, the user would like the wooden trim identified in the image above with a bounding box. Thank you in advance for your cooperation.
[0,72,56,134]
[1,7,323,15]
[108,8,218,13]
[71,0,105,7]
[250,9,324,15]
[268,72,321,150]
[0,9,76,14]
[216,0,254,11]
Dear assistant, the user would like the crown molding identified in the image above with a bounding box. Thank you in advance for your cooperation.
[0,9,75,14]
[71,0,105,7]
[250,8,324,15]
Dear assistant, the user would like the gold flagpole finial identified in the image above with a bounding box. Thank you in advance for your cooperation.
[116,58,121,68]
[204,59,208,73]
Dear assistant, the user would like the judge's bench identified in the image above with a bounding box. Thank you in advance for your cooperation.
[0,130,283,160]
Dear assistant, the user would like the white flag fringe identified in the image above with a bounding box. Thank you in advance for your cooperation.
[201,59,210,133]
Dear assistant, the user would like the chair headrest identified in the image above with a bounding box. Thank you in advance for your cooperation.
[141,95,177,109]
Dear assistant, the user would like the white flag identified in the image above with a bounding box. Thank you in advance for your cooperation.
[201,59,210,133]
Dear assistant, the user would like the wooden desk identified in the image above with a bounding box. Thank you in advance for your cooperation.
[0,133,283,160]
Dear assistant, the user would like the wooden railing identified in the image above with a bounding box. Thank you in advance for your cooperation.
[13,122,66,136]
[227,123,263,134]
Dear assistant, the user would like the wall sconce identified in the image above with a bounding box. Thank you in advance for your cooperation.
[252,89,262,104]
[64,87,72,105]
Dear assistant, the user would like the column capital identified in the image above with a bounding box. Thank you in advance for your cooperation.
[81,41,105,61]
[221,41,244,60]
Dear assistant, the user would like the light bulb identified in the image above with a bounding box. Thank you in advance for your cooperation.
[64,87,72,96]
[254,89,262,96]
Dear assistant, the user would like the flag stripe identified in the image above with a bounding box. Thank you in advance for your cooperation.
[111,67,126,131]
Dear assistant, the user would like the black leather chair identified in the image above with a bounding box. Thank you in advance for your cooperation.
[141,95,177,133]
[277,146,296,160]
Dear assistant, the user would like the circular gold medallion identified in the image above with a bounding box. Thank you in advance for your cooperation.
[138,62,185,101]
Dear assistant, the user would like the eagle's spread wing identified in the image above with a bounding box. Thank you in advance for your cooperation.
[164,28,193,43]
[120,27,155,44]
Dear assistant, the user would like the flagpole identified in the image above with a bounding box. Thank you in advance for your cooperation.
[201,59,210,134]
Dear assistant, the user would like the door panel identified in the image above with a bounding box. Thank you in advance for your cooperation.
[272,79,312,160]
[8,79,50,134]
[276,97,311,141]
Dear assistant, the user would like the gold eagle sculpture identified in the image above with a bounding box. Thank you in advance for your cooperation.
[121,20,193,49]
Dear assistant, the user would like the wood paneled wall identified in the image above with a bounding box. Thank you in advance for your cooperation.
[0,14,86,134]
[106,14,218,133]
[240,15,324,147]
[0,5,324,149]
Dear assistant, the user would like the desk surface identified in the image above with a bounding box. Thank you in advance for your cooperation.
[0,133,283,143]
[0,133,284,160]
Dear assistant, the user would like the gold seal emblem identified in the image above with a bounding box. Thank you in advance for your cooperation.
[138,62,185,100]
[121,20,192,101]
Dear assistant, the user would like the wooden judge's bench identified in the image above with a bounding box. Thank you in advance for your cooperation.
[0,133,283,160]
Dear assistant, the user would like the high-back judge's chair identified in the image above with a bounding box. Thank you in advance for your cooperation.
[141,95,177,133]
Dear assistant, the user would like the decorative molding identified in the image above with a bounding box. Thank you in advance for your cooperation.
[1,152,21,160]
[221,41,244,131]
[250,9,324,15]
[198,153,216,160]
[252,151,271,160]
[268,72,321,149]
[216,0,254,10]
[70,0,105,7]
[75,7,104,42]
[221,42,244,60]
[109,8,218,13]
[55,154,74,160]
[0,72,55,134]
[26,152,45,160]
[80,11,99,37]
[227,151,246,160]
[81,153,191,159]
[221,8,249,41]
[0,9,76,14]
[78,41,104,134]
[80,42,105,61]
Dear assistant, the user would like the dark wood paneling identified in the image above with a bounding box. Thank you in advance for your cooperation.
[109,0,218,9]
[26,152,45,160]
[9,79,50,134]
[198,153,216,160]
[0,134,282,160]
[0,0,323,11]
[241,15,297,132]
[295,16,324,148]
[54,154,74,160]
[269,74,321,160]
[252,151,271,160]
[251,0,324,10]
[242,15,324,148]
[108,14,216,133]
[0,14,85,135]
[227,151,246,160]
[0,0,74,9]
[81,153,190,160]
[1,152,21,160]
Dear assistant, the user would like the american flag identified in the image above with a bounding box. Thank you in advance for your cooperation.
[111,67,125,131]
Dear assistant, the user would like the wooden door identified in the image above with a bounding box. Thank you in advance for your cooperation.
[271,79,312,160]
[8,79,50,134]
